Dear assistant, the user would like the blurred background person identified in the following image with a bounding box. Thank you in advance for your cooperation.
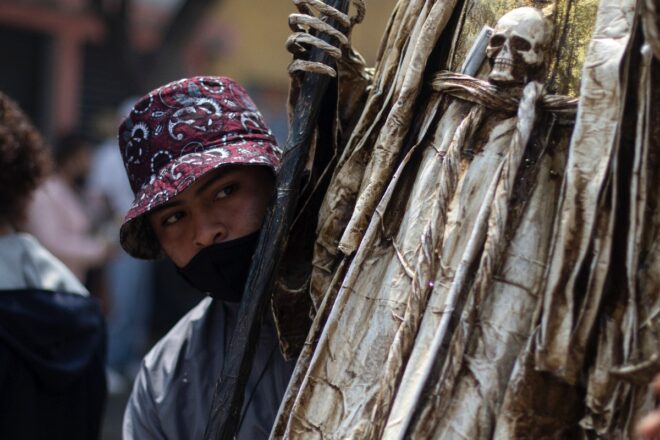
[0,90,106,439]
[87,101,154,393]
[23,132,113,283]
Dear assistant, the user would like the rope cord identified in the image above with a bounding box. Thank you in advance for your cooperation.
[475,80,544,302]
[430,71,578,117]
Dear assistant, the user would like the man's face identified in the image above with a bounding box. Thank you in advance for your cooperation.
[148,165,274,267]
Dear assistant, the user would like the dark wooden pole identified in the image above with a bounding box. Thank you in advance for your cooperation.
[203,1,349,438]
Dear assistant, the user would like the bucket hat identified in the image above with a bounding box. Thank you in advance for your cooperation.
[118,76,281,259]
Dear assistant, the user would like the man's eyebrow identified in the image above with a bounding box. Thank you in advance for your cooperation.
[150,199,183,215]
[150,168,237,216]
[194,169,234,196]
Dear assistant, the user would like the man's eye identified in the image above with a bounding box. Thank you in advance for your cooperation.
[162,212,183,226]
[215,184,237,200]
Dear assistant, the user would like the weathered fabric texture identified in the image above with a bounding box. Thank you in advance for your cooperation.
[271,1,376,360]
[272,0,659,437]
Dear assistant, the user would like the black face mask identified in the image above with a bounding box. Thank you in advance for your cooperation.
[176,230,261,302]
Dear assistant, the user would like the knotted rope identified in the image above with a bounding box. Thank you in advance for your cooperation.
[430,71,578,118]
[287,0,366,77]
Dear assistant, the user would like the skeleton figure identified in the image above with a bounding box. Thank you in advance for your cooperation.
[486,7,552,86]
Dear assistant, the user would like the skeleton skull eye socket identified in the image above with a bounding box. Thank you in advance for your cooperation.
[511,36,532,51]
[490,34,506,47]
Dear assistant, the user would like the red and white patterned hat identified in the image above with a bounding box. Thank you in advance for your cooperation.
[118,76,281,259]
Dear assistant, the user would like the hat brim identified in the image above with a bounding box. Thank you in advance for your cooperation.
[120,142,279,259]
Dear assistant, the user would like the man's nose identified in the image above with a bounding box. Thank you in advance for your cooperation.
[192,215,227,248]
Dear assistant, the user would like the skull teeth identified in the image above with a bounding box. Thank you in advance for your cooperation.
[494,60,514,68]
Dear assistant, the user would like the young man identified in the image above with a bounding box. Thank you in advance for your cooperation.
[118,77,295,439]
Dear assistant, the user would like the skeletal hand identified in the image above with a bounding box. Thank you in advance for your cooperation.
[286,0,365,78]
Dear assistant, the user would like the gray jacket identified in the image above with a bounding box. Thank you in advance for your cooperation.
[0,232,87,294]
[123,298,296,439]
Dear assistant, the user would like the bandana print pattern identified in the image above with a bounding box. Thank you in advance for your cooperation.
[118,76,282,259]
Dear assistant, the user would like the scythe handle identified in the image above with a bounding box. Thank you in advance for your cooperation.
[203,1,350,438]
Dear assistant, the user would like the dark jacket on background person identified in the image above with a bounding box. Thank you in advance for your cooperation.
[0,233,106,440]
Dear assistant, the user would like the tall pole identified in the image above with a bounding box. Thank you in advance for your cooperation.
[203,1,350,438]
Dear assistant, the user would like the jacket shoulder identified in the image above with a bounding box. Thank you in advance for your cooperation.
[141,298,215,395]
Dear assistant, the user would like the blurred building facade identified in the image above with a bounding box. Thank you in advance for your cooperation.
[0,0,187,139]
[0,0,395,141]
[0,0,103,136]
[209,0,397,89]
[203,0,397,144]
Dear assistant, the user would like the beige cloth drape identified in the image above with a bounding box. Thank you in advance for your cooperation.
[272,0,660,437]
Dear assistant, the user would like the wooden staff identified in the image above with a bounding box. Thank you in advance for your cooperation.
[203,1,349,438]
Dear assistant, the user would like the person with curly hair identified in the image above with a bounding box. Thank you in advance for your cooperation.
[0,92,107,439]
[0,92,52,231]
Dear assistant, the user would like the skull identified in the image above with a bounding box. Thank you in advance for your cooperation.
[486,7,552,86]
